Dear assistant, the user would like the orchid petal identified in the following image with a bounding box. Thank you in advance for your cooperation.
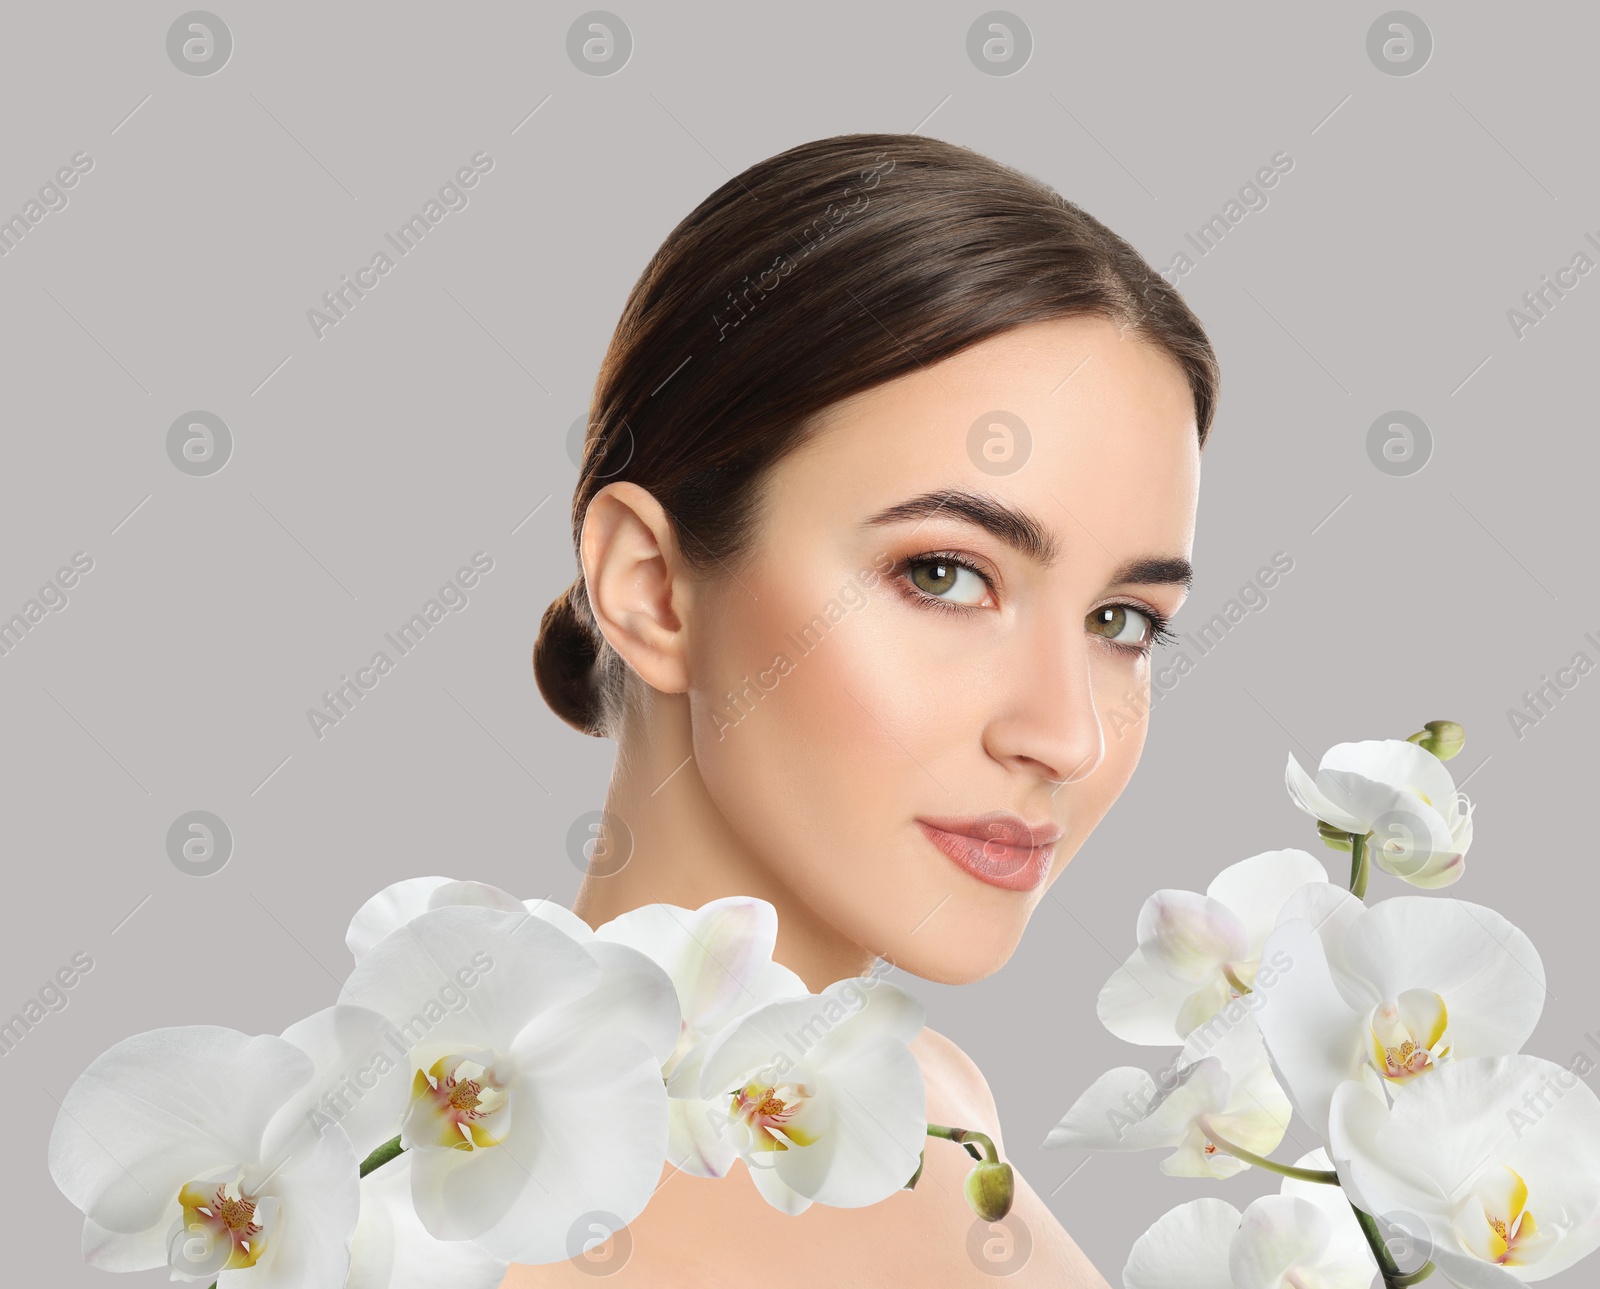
[1097,944,1222,1046]
[346,1152,508,1289]
[1122,1197,1238,1289]
[1136,890,1248,983]
[244,1120,362,1289]
[1252,918,1371,1139]
[595,897,784,1029]
[1204,848,1329,954]
[340,905,599,1059]
[1286,751,1364,833]
[784,1038,924,1207]
[346,877,454,961]
[272,1004,414,1161]
[1229,1194,1334,1289]
[80,1217,170,1273]
[530,938,681,1069]
[521,897,597,943]
[48,1026,312,1235]
[1339,898,1545,1059]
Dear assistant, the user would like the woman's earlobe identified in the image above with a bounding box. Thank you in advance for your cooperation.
[580,482,691,696]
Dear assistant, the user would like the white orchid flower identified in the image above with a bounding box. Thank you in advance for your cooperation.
[1254,886,1546,1139]
[1287,738,1475,888]
[591,896,807,1178]
[347,1152,508,1289]
[672,975,926,1215]
[338,903,679,1263]
[1123,1149,1377,1289]
[1041,1007,1291,1180]
[50,1005,409,1287]
[1098,849,1328,1045]
[1329,1053,1600,1285]
[346,875,592,961]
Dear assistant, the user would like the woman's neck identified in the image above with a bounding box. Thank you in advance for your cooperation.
[568,689,878,993]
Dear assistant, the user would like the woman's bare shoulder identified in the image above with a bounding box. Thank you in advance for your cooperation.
[498,1026,1111,1289]
[910,1024,1004,1152]
[911,1025,1113,1289]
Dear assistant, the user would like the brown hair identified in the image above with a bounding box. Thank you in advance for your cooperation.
[535,132,1219,737]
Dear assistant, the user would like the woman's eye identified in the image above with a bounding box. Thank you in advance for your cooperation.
[907,557,990,606]
[1087,603,1153,648]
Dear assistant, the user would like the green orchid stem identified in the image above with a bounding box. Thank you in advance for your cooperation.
[1197,1120,1339,1185]
[927,1123,998,1165]
[1349,830,1370,900]
[1350,1201,1437,1286]
[359,1134,405,1178]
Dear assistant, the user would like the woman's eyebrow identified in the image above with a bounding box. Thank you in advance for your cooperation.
[861,488,1193,589]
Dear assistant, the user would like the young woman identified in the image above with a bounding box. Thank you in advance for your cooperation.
[510,132,1217,1286]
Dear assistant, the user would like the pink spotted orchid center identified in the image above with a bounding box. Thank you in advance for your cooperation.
[1452,1164,1559,1267]
[1366,989,1451,1083]
[169,1179,277,1276]
[728,1070,822,1157]
[404,1054,511,1151]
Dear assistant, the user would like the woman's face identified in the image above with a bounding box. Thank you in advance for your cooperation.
[687,315,1202,984]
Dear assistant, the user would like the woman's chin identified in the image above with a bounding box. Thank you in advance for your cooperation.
[877,918,1027,986]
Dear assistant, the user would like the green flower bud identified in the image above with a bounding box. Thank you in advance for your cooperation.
[963,1159,1015,1221]
[1406,720,1466,762]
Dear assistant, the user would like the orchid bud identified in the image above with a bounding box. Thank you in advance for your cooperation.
[1405,720,1465,762]
[963,1159,1015,1221]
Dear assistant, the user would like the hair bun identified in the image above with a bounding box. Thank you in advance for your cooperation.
[533,578,605,736]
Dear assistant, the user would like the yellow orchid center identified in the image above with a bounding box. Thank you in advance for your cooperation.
[174,1180,268,1272]
[1453,1165,1555,1266]
[1367,989,1450,1082]
[406,1055,510,1151]
[729,1074,821,1152]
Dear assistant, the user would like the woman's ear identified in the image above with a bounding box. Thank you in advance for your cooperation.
[580,481,691,697]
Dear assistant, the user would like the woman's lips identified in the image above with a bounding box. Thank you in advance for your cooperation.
[915,813,1059,892]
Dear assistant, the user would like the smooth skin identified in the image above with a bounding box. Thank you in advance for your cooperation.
[505,314,1201,1286]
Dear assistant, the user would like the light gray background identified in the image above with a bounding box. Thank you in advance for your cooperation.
[4,2,1595,1283]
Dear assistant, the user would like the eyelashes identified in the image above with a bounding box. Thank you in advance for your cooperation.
[894,550,1177,659]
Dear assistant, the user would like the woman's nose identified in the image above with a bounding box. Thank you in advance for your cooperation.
[981,623,1106,787]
